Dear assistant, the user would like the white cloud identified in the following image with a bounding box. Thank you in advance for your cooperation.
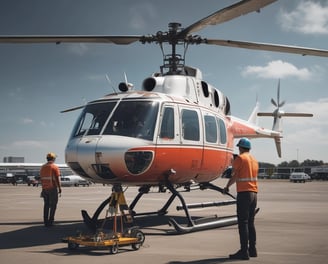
[128,3,158,30]
[242,60,312,80]
[285,98,328,126]
[21,118,34,124]
[67,43,89,56]
[279,1,328,34]
[12,140,44,148]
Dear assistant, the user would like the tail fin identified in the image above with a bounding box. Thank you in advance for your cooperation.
[248,100,260,125]
[257,79,313,157]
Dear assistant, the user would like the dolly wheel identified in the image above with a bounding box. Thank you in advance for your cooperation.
[132,230,145,250]
[109,243,119,254]
[68,242,79,250]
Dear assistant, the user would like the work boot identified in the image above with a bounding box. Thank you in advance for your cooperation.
[229,249,249,260]
[249,247,257,257]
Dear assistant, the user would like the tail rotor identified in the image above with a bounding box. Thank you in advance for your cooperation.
[257,79,313,157]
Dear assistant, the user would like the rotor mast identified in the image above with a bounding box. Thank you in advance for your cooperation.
[141,22,204,75]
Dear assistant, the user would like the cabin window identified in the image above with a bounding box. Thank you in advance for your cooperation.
[204,115,217,143]
[217,118,227,144]
[71,102,116,137]
[201,81,209,97]
[182,109,199,141]
[103,100,159,140]
[160,107,175,139]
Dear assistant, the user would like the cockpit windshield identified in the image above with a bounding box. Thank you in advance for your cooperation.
[103,101,159,140]
[71,101,116,138]
[70,100,159,141]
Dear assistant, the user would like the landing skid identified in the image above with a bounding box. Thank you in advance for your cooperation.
[81,179,239,234]
[164,180,238,233]
[169,215,237,233]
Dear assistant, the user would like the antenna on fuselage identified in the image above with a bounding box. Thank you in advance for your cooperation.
[105,74,118,94]
[118,72,134,92]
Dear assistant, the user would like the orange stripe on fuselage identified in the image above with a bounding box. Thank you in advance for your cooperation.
[230,120,258,138]
[119,144,232,184]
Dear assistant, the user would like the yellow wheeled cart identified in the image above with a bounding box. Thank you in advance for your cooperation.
[64,187,145,254]
[66,227,145,254]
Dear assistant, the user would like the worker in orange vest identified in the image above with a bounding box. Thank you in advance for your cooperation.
[40,152,62,227]
[224,138,259,260]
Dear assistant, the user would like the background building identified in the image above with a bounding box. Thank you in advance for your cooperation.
[3,156,24,163]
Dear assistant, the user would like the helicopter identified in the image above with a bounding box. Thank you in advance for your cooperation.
[1,0,327,233]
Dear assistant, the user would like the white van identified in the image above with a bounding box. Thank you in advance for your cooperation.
[60,175,90,187]
[289,172,311,183]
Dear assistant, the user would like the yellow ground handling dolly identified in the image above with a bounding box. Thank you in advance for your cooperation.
[63,187,145,254]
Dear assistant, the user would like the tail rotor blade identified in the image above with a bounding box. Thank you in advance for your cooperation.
[271,98,277,107]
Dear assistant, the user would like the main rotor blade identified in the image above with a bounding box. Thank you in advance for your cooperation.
[0,35,142,45]
[60,105,85,113]
[206,39,328,57]
[180,0,276,36]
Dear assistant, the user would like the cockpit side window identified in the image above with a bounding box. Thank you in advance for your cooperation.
[71,102,116,138]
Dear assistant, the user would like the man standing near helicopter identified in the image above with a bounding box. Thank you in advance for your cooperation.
[40,152,62,227]
[223,138,258,260]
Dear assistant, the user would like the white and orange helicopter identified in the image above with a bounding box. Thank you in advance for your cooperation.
[1,0,327,233]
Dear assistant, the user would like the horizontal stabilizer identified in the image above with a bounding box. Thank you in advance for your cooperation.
[258,112,313,117]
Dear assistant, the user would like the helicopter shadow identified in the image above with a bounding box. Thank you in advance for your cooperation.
[0,220,86,250]
[0,214,195,250]
[167,258,233,264]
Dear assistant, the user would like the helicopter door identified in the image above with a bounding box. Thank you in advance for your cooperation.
[179,106,204,175]
[156,104,203,180]
[201,112,229,179]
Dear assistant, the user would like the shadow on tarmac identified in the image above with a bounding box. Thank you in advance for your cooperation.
[0,215,198,250]
[168,258,232,264]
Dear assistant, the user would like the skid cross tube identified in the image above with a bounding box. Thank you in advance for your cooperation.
[81,177,240,233]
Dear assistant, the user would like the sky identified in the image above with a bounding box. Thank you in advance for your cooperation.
[0,0,327,165]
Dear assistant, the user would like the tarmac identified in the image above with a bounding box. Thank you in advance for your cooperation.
[1,178,327,264]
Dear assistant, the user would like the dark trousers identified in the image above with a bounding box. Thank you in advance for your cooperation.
[42,188,58,226]
[237,191,257,253]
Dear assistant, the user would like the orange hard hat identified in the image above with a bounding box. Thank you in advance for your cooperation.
[46,152,57,160]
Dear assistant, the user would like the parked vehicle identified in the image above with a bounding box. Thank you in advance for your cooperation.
[61,175,90,187]
[289,172,311,183]
[27,176,39,186]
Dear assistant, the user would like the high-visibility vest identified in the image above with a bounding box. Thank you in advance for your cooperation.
[40,162,60,190]
[233,152,258,193]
